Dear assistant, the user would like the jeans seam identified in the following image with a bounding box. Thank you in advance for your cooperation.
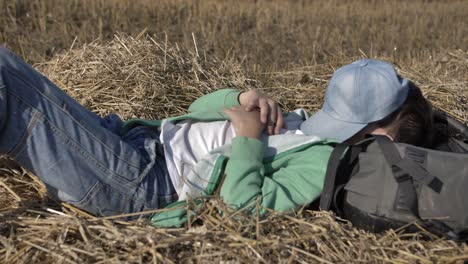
[8,109,43,157]
[70,179,101,206]
[3,67,141,169]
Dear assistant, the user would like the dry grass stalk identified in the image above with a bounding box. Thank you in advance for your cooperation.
[0,34,467,263]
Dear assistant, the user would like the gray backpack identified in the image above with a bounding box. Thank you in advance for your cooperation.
[320,110,468,240]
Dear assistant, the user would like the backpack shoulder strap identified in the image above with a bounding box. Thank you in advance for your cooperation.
[374,135,443,193]
[373,135,445,225]
[320,139,371,211]
[320,143,349,211]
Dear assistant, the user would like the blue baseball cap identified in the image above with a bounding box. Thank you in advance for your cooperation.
[300,59,410,142]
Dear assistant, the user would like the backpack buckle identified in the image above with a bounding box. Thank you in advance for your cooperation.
[392,165,411,182]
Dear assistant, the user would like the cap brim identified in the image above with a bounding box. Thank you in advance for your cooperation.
[300,110,367,142]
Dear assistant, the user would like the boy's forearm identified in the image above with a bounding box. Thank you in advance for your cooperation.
[220,137,265,210]
[188,88,241,112]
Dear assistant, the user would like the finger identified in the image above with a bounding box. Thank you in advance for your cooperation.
[267,124,273,135]
[223,108,232,116]
[274,105,284,134]
[268,101,278,135]
[244,104,256,111]
[268,101,278,123]
[259,99,269,124]
[224,107,241,123]
[224,106,238,115]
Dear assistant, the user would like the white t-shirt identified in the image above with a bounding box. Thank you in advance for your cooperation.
[160,120,303,195]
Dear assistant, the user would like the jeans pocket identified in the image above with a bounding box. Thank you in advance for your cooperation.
[64,180,101,205]
[71,181,136,217]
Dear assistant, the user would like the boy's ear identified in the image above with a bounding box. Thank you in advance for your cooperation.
[367,127,395,141]
[344,124,371,144]
[345,123,396,144]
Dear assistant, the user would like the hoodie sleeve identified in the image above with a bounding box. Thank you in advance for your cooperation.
[220,136,333,215]
[188,88,241,112]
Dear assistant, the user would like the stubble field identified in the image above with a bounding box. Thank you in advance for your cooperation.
[0,0,467,263]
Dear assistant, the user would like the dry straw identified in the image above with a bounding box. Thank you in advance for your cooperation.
[0,34,467,263]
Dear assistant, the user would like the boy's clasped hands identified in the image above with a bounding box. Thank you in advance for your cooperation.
[224,89,286,139]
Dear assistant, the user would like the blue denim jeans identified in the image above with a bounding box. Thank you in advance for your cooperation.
[0,47,177,218]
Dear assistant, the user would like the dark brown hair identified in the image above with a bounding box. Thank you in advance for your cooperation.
[375,81,433,147]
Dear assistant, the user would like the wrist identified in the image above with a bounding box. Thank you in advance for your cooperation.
[230,136,265,161]
[236,127,262,139]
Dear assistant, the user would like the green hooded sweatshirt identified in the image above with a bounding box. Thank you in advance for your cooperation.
[121,89,335,227]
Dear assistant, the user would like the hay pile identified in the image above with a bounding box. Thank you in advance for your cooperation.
[35,34,253,120]
[0,34,467,263]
